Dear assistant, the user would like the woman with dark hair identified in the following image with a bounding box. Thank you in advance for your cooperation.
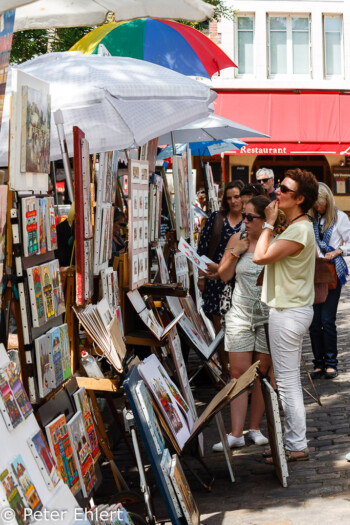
[197,181,243,374]
[240,183,267,210]
[254,168,318,462]
[212,196,273,451]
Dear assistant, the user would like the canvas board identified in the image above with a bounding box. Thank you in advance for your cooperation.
[9,69,50,192]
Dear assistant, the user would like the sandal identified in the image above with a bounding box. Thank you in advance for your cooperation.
[285,448,309,462]
[264,447,309,464]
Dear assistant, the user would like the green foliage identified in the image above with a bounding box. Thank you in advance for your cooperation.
[10,26,92,64]
[182,0,235,31]
[10,29,49,64]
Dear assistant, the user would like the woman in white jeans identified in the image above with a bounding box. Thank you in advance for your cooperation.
[253,168,319,462]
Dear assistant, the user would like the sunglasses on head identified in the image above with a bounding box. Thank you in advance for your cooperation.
[242,212,264,222]
[258,177,271,183]
[276,183,296,194]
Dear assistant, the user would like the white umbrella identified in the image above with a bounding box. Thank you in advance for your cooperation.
[10,0,214,31]
[0,0,33,10]
[158,113,269,144]
[0,51,215,164]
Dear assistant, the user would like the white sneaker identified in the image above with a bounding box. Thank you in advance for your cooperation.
[246,429,269,446]
[212,434,245,452]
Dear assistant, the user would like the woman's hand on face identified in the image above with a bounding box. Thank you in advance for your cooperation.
[233,237,249,255]
[265,200,279,225]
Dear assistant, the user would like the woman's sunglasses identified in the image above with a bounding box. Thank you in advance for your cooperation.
[276,183,296,194]
[242,213,264,222]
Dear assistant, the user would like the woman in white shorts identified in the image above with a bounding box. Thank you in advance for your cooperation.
[212,195,274,452]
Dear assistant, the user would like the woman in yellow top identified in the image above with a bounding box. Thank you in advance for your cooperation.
[253,169,319,462]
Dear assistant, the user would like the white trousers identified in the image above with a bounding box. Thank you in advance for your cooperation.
[269,306,314,451]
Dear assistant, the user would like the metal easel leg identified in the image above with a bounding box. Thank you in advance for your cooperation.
[124,409,155,525]
[181,440,215,492]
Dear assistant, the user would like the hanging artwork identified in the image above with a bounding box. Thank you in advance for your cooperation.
[34,334,52,399]
[20,85,51,174]
[28,429,60,490]
[67,411,96,497]
[9,70,50,192]
[40,264,55,320]
[128,159,149,290]
[45,414,81,495]
[21,196,39,257]
[0,10,15,130]
[27,265,46,327]
[11,454,43,512]
[73,387,100,462]
[0,466,28,524]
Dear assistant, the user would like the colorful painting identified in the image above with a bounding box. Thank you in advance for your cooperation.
[45,414,81,494]
[0,371,23,430]
[135,380,165,455]
[47,327,64,388]
[47,197,57,251]
[34,334,52,398]
[0,10,15,130]
[28,429,60,489]
[27,265,46,327]
[59,323,72,381]
[138,355,191,450]
[39,197,48,254]
[40,264,55,319]
[0,466,28,525]
[4,361,32,419]
[73,387,100,461]
[67,411,96,497]
[22,196,39,256]
[170,455,199,525]
[49,259,65,316]
[20,84,50,174]
[11,455,42,512]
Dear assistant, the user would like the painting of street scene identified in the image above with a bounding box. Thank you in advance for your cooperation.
[21,85,50,173]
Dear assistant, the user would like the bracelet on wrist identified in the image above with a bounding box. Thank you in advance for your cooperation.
[198,276,205,280]
[230,251,240,259]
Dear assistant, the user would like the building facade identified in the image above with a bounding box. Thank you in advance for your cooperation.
[208,0,350,210]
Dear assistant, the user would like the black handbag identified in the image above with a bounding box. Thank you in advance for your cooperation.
[219,277,235,316]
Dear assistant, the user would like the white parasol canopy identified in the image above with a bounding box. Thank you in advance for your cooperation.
[0,51,216,165]
[7,0,214,31]
[158,113,269,144]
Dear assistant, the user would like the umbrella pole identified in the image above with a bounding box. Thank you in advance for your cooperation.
[171,131,176,157]
[221,152,225,187]
[54,110,74,203]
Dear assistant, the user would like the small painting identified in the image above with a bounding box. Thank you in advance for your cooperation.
[20,85,51,174]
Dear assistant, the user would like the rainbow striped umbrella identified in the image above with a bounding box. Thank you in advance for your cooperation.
[71,18,236,78]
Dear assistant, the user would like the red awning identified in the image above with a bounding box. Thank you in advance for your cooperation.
[225,143,350,156]
[214,91,350,154]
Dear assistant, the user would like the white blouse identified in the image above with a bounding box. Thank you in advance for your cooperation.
[316,209,350,256]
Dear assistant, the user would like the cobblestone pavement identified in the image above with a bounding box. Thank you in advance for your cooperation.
[187,259,350,525]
